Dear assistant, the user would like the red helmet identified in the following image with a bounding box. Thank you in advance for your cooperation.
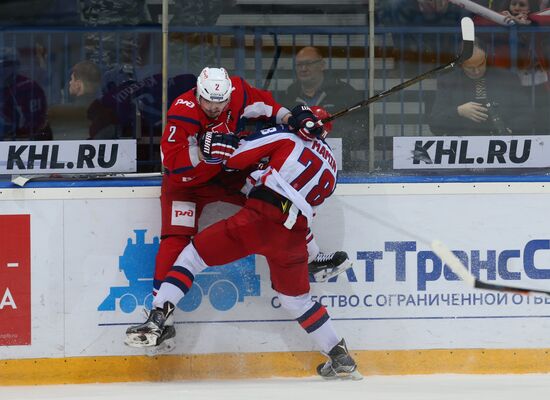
[310,106,333,138]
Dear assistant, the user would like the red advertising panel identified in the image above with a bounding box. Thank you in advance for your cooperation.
[0,215,31,345]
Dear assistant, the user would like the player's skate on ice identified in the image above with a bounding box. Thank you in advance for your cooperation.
[125,302,176,352]
[317,338,362,380]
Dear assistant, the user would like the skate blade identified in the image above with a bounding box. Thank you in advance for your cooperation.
[315,260,353,282]
[145,338,176,356]
[347,369,363,381]
[320,368,363,381]
[124,333,159,348]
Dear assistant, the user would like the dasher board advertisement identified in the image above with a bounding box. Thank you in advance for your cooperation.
[0,215,31,346]
[393,135,550,169]
[2,185,550,359]
[0,140,136,174]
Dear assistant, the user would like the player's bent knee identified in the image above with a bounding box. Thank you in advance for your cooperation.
[276,291,315,319]
[173,242,211,276]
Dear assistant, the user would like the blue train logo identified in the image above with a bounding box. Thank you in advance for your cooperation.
[98,229,261,313]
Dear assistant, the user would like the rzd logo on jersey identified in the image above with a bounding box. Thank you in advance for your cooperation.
[172,201,196,227]
[175,99,195,108]
[0,215,31,346]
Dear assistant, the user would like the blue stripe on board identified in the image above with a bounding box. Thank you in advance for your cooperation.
[4,173,550,189]
[0,178,163,188]
[337,174,550,184]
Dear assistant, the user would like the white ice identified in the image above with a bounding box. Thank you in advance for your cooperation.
[1,374,550,400]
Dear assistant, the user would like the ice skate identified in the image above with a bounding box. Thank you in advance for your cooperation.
[309,251,353,282]
[144,329,177,355]
[125,302,175,348]
[317,338,362,380]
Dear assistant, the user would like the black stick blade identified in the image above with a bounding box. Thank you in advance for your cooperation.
[474,280,550,296]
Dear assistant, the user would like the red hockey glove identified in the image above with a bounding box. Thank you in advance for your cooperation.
[288,105,324,141]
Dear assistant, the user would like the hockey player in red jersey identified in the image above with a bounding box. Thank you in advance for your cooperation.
[154,66,289,298]
[154,67,351,302]
[127,105,361,380]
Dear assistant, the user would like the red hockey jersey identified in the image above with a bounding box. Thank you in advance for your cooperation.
[161,76,289,186]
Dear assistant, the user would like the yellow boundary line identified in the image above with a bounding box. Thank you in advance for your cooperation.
[3,348,550,386]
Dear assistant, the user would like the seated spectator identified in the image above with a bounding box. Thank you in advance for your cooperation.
[473,0,543,68]
[47,60,101,140]
[498,0,539,24]
[429,39,535,135]
[90,67,196,140]
[69,60,102,104]
[473,1,550,133]
[498,0,550,134]
[49,61,197,142]
[279,46,368,171]
[0,47,50,141]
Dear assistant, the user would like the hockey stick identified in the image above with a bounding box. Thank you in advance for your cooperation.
[448,0,516,26]
[322,17,475,124]
[344,200,550,297]
[431,240,550,296]
[11,172,162,187]
[263,32,282,90]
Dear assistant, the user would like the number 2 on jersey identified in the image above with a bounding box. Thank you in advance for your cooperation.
[167,125,177,142]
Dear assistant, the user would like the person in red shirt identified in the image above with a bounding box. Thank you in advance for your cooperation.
[127,105,361,380]
[154,67,351,305]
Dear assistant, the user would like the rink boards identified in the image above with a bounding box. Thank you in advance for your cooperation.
[1,181,550,384]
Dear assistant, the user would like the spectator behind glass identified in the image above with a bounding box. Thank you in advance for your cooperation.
[68,60,101,104]
[0,47,50,141]
[474,0,550,133]
[89,66,196,141]
[429,39,535,135]
[279,46,368,172]
[50,60,197,146]
[48,60,101,140]
[501,0,550,134]
[474,0,543,69]
[498,0,539,24]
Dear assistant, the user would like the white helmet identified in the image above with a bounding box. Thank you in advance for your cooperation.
[196,67,233,102]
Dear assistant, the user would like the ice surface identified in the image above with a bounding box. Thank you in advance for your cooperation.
[2,374,550,400]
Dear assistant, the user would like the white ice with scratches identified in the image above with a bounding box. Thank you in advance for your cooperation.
[2,374,550,400]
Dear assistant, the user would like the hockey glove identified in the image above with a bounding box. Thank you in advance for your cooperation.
[288,105,324,141]
[199,132,240,163]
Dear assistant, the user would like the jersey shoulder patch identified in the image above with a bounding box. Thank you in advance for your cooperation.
[173,97,196,109]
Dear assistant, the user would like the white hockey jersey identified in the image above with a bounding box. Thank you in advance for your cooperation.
[225,125,338,221]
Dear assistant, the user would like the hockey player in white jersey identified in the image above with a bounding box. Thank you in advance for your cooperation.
[126,105,361,380]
